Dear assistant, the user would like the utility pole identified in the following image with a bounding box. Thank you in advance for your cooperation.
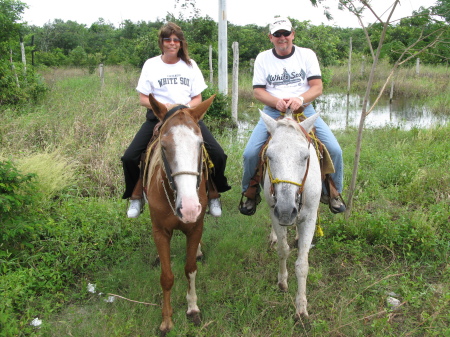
[218,0,228,95]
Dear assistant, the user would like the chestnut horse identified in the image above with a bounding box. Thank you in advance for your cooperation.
[143,94,215,335]
[260,110,321,320]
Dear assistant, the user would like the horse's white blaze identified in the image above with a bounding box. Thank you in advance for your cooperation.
[261,111,322,319]
[186,270,200,314]
[171,125,202,223]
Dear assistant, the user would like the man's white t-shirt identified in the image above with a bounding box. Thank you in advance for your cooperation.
[253,45,322,99]
[136,56,207,105]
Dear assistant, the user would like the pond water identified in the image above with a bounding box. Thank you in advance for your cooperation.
[315,93,446,131]
[236,92,446,141]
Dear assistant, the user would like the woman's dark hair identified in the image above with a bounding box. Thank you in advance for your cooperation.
[158,22,192,66]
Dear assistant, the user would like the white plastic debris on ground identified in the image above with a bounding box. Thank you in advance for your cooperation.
[386,296,401,308]
[87,283,96,293]
[30,317,42,328]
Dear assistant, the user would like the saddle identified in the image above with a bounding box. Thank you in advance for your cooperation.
[242,111,343,213]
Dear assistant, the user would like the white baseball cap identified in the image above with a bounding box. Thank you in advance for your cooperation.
[269,16,292,34]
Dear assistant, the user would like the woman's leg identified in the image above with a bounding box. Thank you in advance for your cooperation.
[121,116,158,199]
[198,121,231,193]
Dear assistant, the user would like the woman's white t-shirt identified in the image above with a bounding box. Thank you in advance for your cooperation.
[253,45,322,99]
[136,56,207,105]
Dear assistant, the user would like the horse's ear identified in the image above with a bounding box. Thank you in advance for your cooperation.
[149,94,168,120]
[259,109,277,134]
[189,95,216,121]
[299,113,319,133]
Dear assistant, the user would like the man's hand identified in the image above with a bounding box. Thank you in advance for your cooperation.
[283,97,304,112]
[275,98,289,112]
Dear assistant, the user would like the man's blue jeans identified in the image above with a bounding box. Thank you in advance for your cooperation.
[241,105,344,195]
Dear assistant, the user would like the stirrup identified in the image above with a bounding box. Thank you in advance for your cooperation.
[238,193,261,216]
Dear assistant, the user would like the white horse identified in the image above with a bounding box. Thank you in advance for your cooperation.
[260,110,321,320]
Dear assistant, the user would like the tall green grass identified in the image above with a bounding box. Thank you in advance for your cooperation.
[0,66,448,336]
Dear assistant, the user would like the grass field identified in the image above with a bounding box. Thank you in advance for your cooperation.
[1,65,449,336]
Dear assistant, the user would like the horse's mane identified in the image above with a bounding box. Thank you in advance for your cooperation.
[144,138,163,191]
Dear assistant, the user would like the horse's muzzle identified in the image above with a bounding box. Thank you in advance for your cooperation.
[274,205,298,226]
[177,197,202,223]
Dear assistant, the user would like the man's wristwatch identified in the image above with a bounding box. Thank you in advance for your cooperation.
[298,96,305,105]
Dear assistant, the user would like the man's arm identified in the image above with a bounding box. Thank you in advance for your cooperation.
[283,78,323,111]
[254,78,323,113]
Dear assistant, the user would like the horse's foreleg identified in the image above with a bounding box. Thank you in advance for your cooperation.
[153,229,174,334]
[294,220,316,319]
[272,221,289,292]
[185,226,203,326]
[269,227,278,247]
[196,242,203,260]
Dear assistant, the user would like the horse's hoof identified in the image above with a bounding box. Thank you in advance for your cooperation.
[196,253,205,262]
[278,282,288,292]
[294,313,311,331]
[152,256,160,268]
[159,327,170,337]
[294,311,309,322]
[187,311,202,326]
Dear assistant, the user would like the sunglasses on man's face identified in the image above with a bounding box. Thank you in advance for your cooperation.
[163,37,181,43]
[272,31,292,38]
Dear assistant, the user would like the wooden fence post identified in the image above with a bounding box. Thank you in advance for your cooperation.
[346,37,352,128]
[361,55,365,76]
[390,79,394,103]
[209,45,213,84]
[416,58,420,75]
[20,35,27,75]
[231,41,239,123]
[99,64,104,87]
[10,49,20,88]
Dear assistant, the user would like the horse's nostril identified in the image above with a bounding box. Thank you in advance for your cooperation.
[176,206,183,218]
[291,208,298,219]
[274,206,280,219]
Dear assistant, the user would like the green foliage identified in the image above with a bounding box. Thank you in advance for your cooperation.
[0,60,48,104]
[0,160,36,217]
[1,196,151,336]
[0,0,26,45]
[35,48,68,67]
[201,85,233,129]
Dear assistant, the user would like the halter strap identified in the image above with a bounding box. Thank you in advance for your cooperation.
[267,123,312,197]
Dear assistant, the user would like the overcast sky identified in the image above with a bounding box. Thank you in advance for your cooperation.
[21,0,437,28]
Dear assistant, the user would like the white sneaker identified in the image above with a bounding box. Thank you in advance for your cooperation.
[127,199,143,218]
[208,198,222,217]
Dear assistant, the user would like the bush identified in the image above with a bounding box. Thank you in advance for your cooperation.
[0,60,48,105]
[201,85,235,130]
[0,160,36,218]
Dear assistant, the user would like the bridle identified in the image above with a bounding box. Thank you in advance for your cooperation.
[158,105,204,214]
[265,119,312,209]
